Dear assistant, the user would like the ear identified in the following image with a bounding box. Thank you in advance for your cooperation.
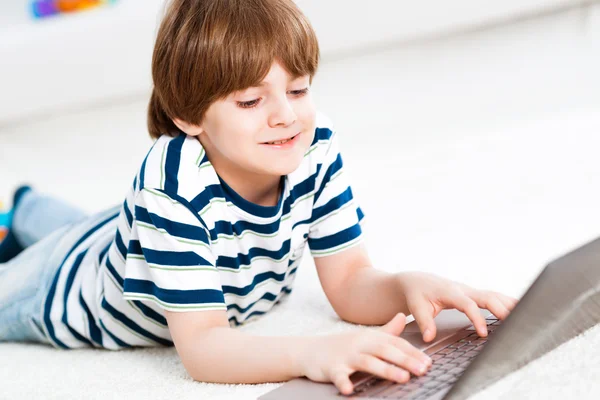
[173,118,204,137]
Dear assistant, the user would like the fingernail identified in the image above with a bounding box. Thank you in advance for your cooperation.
[423,329,431,339]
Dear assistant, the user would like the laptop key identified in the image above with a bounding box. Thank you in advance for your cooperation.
[437,374,455,382]
[464,350,480,358]
[434,357,453,365]
[448,367,466,376]
[437,347,456,355]
[422,380,441,389]
[453,356,471,365]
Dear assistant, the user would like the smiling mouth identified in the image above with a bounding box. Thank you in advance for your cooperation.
[263,133,299,145]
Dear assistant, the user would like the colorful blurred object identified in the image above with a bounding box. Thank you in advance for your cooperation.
[31,0,118,19]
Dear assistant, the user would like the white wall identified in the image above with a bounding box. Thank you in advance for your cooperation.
[0,0,586,125]
[0,3,599,299]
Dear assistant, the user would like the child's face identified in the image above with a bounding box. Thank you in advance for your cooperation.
[182,61,316,179]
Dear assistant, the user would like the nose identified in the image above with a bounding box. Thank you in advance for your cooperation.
[268,95,297,128]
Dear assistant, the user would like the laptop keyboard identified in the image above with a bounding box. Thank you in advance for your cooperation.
[350,317,502,399]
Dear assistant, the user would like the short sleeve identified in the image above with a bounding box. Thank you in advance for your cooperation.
[308,129,365,257]
[122,187,226,312]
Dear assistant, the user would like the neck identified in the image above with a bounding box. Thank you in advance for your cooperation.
[198,137,282,207]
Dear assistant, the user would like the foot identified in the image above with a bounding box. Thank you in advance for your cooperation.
[0,185,33,263]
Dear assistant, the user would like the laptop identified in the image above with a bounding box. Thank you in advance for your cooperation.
[260,236,600,400]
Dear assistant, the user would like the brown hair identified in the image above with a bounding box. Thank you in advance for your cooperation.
[147,0,320,139]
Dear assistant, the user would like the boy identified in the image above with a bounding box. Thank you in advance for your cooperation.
[0,0,518,395]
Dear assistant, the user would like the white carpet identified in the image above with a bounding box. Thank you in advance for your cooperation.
[3,252,600,400]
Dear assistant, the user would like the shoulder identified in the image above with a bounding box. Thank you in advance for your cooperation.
[136,134,208,201]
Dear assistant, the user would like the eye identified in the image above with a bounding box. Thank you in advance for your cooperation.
[289,88,309,96]
[237,98,262,109]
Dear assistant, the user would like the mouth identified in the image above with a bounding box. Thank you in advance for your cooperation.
[261,132,300,146]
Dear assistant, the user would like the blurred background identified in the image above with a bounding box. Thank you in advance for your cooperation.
[0,0,599,299]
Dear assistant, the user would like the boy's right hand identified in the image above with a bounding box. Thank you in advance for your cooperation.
[297,313,433,395]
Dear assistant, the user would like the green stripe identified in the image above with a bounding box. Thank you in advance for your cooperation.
[196,148,205,167]
[136,221,210,251]
[126,254,216,271]
[123,294,226,310]
[311,236,362,256]
[199,162,212,171]
[199,198,227,216]
[211,229,279,244]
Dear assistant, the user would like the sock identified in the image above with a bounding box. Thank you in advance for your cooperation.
[0,185,33,263]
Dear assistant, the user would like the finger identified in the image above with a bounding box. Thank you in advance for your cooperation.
[498,294,519,311]
[390,336,432,366]
[379,313,407,336]
[331,371,354,395]
[353,354,411,384]
[446,294,488,337]
[369,342,430,376]
[466,290,510,320]
[407,296,437,342]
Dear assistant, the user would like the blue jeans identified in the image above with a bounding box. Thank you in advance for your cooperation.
[0,191,87,343]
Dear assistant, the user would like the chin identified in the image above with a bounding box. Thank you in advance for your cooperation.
[262,155,305,176]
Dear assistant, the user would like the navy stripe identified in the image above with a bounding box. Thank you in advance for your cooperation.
[307,223,363,251]
[227,287,293,326]
[357,206,365,222]
[114,229,127,260]
[314,153,344,206]
[189,184,226,213]
[133,175,138,191]
[123,199,133,228]
[135,205,209,243]
[216,239,291,269]
[99,319,132,348]
[105,255,124,287]
[222,270,287,297]
[101,298,173,346]
[79,290,103,346]
[140,246,213,267]
[44,211,119,348]
[62,249,90,329]
[123,278,225,305]
[310,187,354,224]
[139,155,148,191]
[127,239,143,256]
[311,127,333,145]
[98,241,111,265]
[209,219,281,242]
[164,135,185,194]
[130,300,168,326]
[219,175,283,218]
[160,189,210,232]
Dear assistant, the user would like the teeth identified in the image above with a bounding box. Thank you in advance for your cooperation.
[267,138,291,145]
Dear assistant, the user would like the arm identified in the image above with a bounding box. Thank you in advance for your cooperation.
[165,309,309,383]
[315,243,409,326]
[165,308,432,393]
[315,243,520,341]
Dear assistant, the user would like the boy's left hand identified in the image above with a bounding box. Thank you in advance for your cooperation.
[396,272,519,343]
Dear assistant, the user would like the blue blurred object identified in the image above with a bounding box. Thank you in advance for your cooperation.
[31,0,118,19]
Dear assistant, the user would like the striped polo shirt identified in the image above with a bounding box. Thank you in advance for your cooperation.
[41,112,365,349]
